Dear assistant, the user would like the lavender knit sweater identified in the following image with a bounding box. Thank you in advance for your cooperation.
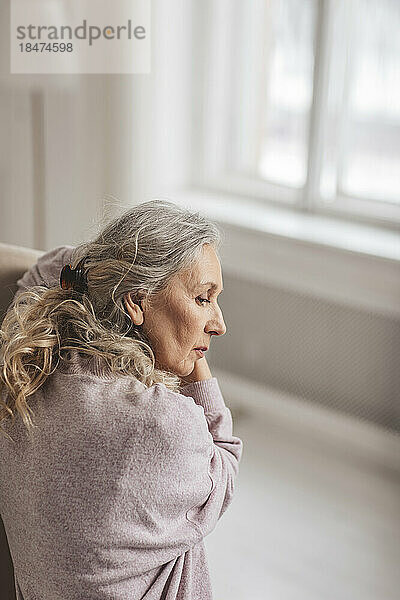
[0,247,243,600]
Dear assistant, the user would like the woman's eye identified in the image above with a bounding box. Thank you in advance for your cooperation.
[196,296,211,305]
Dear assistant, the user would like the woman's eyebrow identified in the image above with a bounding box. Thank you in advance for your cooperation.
[198,281,224,293]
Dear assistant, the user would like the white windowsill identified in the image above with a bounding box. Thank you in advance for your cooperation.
[170,187,400,318]
[172,188,400,263]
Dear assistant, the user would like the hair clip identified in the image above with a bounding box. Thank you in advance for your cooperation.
[60,257,88,294]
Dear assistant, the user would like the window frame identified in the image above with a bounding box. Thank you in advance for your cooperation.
[191,0,400,231]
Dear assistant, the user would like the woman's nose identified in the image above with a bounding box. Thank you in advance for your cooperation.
[205,306,227,337]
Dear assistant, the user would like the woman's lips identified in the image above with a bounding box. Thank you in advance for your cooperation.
[194,348,207,357]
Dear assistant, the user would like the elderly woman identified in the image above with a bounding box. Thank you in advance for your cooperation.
[0,200,243,600]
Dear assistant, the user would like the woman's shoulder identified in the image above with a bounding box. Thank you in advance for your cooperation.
[52,350,199,413]
[46,353,209,444]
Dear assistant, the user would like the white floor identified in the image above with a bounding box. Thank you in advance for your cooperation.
[205,404,400,600]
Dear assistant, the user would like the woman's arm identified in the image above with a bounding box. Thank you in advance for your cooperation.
[14,245,75,300]
[127,376,243,562]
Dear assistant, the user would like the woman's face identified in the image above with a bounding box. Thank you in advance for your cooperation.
[125,244,226,377]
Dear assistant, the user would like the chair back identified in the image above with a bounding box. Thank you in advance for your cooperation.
[0,242,43,600]
[0,242,43,321]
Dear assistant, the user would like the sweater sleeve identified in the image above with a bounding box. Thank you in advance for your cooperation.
[179,377,243,533]
[14,245,75,300]
[130,377,243,556]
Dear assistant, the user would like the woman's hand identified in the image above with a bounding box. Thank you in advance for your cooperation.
[179,356,213,386]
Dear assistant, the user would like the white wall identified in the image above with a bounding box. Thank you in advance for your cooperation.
[0,0,193,250]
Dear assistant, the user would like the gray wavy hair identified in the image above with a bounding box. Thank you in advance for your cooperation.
[0,200,222,433]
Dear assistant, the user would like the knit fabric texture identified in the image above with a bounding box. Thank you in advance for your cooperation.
[0,246,243,600]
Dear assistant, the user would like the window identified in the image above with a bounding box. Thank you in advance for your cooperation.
[194,0,400,228]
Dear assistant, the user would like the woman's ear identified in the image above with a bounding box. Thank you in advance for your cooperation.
[124,293,144,326]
